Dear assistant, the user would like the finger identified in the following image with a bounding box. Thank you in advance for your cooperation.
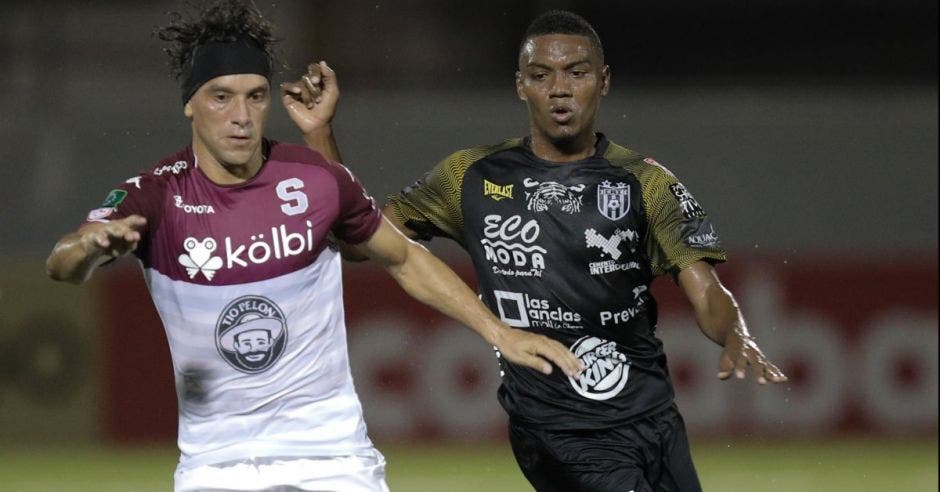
[299,79,315,107]
[751,361,768,385]
[302,64,323,103]
[124,215,147,228]
[123,231,141,243]
[733,356,748,379]
[281,91,300,111]
[319,61,337,86]
[717,353,734,379]
[745,350,769,384]
[94,234,111,249]
[302,75,321,98]
[280,82,307,107]
[280,81,302,96]
[538,342,583,378]
[304,64,322,87]
[520,354,553,376]
[764,361,789,382]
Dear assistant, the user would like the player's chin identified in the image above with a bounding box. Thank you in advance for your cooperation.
[547,127,581,146]
[222,145,260,164]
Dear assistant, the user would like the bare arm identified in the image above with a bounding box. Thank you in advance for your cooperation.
[350,217,584,377]
[678,260,787,384]
[45,215,147,284]
[335,204,416,262]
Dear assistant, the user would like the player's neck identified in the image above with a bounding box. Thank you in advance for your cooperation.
[529,131,597,163]
[192,140,264,185]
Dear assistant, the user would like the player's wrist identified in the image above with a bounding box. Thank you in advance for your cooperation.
[302,123,333,138]
[77,229,105,255]
[485,322,512,347]
[723,328,754,347]
[302,124,335,149]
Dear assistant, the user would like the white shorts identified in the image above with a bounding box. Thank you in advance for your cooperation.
[174,450,390,492]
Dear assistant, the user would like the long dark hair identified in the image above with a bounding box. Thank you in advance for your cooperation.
[155,0,280,79]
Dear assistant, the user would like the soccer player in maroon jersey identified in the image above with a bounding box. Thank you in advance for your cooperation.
[45,2,582,490]
[294,10,788,492]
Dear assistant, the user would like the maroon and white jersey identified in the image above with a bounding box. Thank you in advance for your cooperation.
[85,140,382,469]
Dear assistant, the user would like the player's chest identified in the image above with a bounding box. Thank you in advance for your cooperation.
[153,176,338,284]
[461,162,647,278]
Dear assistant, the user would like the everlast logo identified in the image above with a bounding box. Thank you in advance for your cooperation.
[483,180,513,201]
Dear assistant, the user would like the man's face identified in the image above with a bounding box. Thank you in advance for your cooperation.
[234,329,273,368]
[185,74,270,169]
[516,34,609,146]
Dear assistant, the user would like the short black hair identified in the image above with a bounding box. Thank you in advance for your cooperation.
[155,0,280,79]
[520,10,604,62]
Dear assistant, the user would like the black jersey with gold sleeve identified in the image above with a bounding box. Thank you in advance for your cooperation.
[387,134,727,430]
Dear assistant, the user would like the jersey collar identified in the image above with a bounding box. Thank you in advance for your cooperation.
[521,132,610,164]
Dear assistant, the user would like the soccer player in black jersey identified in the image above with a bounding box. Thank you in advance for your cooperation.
[291,9,787,492]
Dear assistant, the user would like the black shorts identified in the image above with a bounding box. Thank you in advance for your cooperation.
[508,404,701,492]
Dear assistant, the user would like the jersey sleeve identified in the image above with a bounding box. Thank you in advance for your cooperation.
[82,174,166,259]
[385,150,469,245]
[328,162,383,244]
[640,159,727,276]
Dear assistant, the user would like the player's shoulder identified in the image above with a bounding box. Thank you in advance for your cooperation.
[119,144,195,193]
[603,139,678,184]
[266,139,328,166]
[266,139,351,179]
[439,138,524,171]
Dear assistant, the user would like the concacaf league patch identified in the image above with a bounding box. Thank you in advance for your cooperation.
[100,189,128,208]
[215,295,288,373]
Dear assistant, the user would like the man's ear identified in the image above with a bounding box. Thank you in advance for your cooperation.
[515,71,526,101]
[601,65,611,96]
[184,101,193,119]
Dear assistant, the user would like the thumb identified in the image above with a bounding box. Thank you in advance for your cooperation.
[281,91,311,120]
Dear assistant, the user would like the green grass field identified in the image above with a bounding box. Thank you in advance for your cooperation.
[0,439,935,491]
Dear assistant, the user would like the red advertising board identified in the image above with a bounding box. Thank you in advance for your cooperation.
[96,254,938,442]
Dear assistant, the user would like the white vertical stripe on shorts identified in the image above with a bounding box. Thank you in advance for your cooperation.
[174,450,389,492]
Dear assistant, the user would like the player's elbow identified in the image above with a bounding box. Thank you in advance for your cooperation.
[45,258,70,283]
[339,246,370,263]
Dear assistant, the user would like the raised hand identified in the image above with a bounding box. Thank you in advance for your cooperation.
[281,61,339,135]
[494,327,585,378]
[717,333,788,384]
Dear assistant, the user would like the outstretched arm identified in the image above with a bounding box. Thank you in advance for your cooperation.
[678,261,788,384]
[351,217,584,378]
[45,215,147,284]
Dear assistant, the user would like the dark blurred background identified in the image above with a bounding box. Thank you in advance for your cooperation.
[1,0,937,256]
[0,0,936,480]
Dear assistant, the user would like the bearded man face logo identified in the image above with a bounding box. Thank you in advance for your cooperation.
[216,296,288,373]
